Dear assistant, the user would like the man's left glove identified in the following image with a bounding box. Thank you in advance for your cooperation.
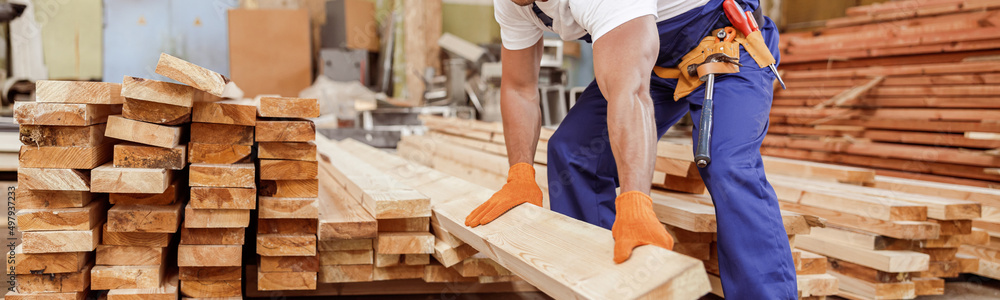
[465,163,543,228]
[613,191,675,264]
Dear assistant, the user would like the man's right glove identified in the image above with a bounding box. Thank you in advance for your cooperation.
[465,163,543,227]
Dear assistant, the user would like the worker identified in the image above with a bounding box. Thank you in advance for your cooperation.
[463,0,795,298]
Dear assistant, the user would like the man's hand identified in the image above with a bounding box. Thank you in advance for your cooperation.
[612,191,675,264]
[465,163,543,227]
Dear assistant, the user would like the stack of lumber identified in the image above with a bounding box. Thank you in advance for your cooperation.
[333,138,712,299]
[10,81,122,299]
[769,0,1000,189]
[956,185,1000,281]
[254,97,321,291]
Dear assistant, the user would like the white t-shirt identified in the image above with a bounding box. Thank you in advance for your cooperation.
[495,0,710,50]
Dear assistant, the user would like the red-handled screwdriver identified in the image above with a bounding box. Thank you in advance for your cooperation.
[722,0,786,89]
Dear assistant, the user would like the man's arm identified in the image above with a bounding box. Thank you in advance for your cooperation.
[499,38,544,166]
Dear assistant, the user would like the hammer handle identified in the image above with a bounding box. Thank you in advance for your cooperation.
[696,74,715,168]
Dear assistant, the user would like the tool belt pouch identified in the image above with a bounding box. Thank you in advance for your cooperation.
[653,27,777,100]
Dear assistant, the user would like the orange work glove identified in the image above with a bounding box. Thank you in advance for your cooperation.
[465,163,543,227]
[612,191,675,264]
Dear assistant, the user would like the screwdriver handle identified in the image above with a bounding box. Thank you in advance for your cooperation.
[722,0,752,36]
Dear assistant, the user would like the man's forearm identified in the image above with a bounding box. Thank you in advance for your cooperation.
[501,89,542,166]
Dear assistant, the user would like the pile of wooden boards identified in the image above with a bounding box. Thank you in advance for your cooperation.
[11,81,122,299]
[410,116,1000,299]
[254,97,322,291]
[769,0,1000,189]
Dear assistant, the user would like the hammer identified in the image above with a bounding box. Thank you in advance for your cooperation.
[687,50,742,168]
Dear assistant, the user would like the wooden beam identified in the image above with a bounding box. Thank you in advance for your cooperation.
[3,290,88,300]
[259,179,319,198]
[340,139,712,299]
[102,224,171,247]
[91,163,172,194]
[15,263,91,293]
[258,97,320,118]
[377,218,430,232]
[375,232,434,254]
[178,267,241,281]
[36,80,124,104]
[796,235,929,273]
[104,115,182,148]
[120,76,194,107]
[260,159,318,180]
[319,265,374,283]
[10,245,88,274]
[873,175,1000,209]
[106,272,179,300]
[807,226,918,251]
[191,101,256,126]
[178,245,243,267]
[183,205,250,228]
[190,123,254,146]
[189,187,256,210]
[317,140,431,219]
[778,202,940,240]
[318,169,377,240]
[259,196,319,219]
[122,97,191,125]
[319,250,373,265]
[106,202,183,233]
[829,270,916,300]
[373,265,424,281]
[113,144,186,170]
[155,53,229,97]
[187,143,252,164]
[257,271,318,291]
[433,240,478,268]
[180,227,245,245]
[258,142,317,161]
[256,120,316,142]
[96,245,166,266]
[771,176,928,221]
[110,182,179,206]
[257,234,317,256]
[17,168,89,191]
[19,124,107,147]
[91,264,165,290]
[16,189,93,210]
[189,163,255,188]
[17,143,110,169]
[827,258,911,283]
[318,239,373,252]
[258,218,317,235]
[14,102,121,126]
[178,280,241,298]
[260,256,320,273]
[16,200,106,231]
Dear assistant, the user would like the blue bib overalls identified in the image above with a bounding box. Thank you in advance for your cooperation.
[538,1,798,299]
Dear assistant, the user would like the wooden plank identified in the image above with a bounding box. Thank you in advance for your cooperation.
[319,250,374,265]
[375,232,434,254]
[16,189,93,209]
[3,290,88,300]
[318,170,377,240]
[13,102,121,126]
[104,115,181,148]
[179,280,241,298]
[110,183,179,206]
[771,176,928,221]
[257,234,317,257]
[183,205,250,228]
[830,271,916,300]
[318,239,373,252]
[257,271,317,290]
[113,144,186,170]
[778,202,940,240]
[649,192,718,233]
[19,124,107,147]
[260,159,318,180]
[343,140,712,299]
[16,200,106,231]
[912,277,945,296]
[255,120,316,142]
[18,144,113,169]
[180,227,245,245]
[96,245,166,266]
[924,229,989,248]
[102,224,171,247]
[36,80,123,104]
[15,263,92,293]
[796,235,929,273]
[808,226,918,251]
[177,245,242,267]
[317,140,431,219]
[91,163,171,194]
[374,254,402,268]
[258,142,317,161]
[190,123,254,146]
[155,53,229,97]
[187,143,252,164]
[318,265,374,283]
[189,187,256,210]
[377,218,430,232]
[873,175,1000,210]
[17,168,89,191]
[454,254,513,277]
[9,245,88,274]
[797,250,828,275]
[423,264,478,283]
[178,267,241,281]
[259,196,319,219]
[258,218,317,235]
[191,101,256,126]
[260,179,319,198]
[122,97,191,125]
[106,202,183,233]
[260,256,320,273]
[258,97,320,118]
[106,272,179,300]
[189,163,255,188]
[91,264,165,290]
[120,76,194,107]
[373,265,424,281]
[828,258,911,283]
